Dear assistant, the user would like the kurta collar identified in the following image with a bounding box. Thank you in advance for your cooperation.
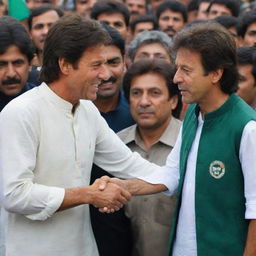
[39,82,77,114]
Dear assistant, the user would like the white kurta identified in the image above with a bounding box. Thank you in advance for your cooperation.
[0,83,177,256]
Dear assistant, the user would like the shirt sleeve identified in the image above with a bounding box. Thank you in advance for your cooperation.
[239,120,256,219]
[0,104,65,221]
[162,128,181,195]
[93,109,180,193]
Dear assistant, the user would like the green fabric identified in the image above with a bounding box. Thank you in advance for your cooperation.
[168,94,256,256]
[8,0,30,21]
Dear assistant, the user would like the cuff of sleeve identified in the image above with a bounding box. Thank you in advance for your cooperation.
[245,202,256,219]
[137,166,179,196]
[25,187,65,221]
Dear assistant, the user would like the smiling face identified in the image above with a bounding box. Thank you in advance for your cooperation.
[96,45,125,99]
[129,73,176,129]
[0,45,30,96]
[58,45,112,104]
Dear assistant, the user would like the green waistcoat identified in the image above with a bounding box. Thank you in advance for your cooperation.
[168,94,256,256]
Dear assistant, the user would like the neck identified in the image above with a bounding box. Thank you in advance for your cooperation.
[37,50,43,67]
[138,116,171,150]
[199,88,229,119]
[250,97,256,108]
[94,92,120,113]
[48,80,79,106]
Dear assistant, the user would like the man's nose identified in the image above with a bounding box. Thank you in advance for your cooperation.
[98,64,111,81]
[139,93,151,106]
[6,63,16,77]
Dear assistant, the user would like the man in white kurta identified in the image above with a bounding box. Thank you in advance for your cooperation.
[0,16,176,256]
[0,83,175,256]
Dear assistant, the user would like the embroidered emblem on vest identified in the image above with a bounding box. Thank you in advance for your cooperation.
[209,160,225,179]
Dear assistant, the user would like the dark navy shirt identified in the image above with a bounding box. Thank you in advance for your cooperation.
[101,91,135,132]
[0,82,36,112]
[90,90,135,256]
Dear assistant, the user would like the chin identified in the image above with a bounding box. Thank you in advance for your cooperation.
[138,122,156,129]
[85,94,97,101]
[3,88,22,97]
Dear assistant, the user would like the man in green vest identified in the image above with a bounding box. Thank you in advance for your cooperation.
[101,20,256,255]
[166,21,256,256]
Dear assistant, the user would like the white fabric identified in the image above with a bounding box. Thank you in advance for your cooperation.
[0,83,175,256]
[164,115,256,256]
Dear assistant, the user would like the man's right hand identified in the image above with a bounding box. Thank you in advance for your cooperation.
[89,178,131,212]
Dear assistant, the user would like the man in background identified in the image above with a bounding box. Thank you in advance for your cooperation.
[0,16,36,111]
[207,0,240,19]
[129,14,158,39]
[237,46,256,110]
[90,24,134,256]
[128,30,173,64]
[238,9,256,47]
[119,59,182,256]
[124,0,147,21]
[73,0,96,18]
[156,0,187,38]
[91,0,130,41]
[28,5,63,67]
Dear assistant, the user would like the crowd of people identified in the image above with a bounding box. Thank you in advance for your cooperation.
[1,0,256,256]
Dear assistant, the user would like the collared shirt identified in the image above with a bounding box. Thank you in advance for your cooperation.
[118,117,181,256]
[0,83,176,256]
[118,117,181,165]
[101,90,135,133]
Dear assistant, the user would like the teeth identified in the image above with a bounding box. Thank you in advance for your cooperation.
[100,82,113,86]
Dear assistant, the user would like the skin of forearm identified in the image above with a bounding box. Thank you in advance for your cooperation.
[111,178,167,196]
[58,181,131,212]
[244,219,256,256]
[58,186,94,211]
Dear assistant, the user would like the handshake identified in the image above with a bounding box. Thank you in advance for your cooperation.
[89,176,167,213]
[90,176,132,213]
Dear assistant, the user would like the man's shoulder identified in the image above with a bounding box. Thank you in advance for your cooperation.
[117,124,137,144]
[80,100,102,115]
[1,86,40,115]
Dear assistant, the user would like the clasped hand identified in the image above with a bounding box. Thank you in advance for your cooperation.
[91,176,130,213]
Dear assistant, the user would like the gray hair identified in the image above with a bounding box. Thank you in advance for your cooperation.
[128,30,173,61]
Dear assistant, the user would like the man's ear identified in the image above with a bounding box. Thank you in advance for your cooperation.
[58,57,71,75]
[210,68,224,84]
[170,94,179,110]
